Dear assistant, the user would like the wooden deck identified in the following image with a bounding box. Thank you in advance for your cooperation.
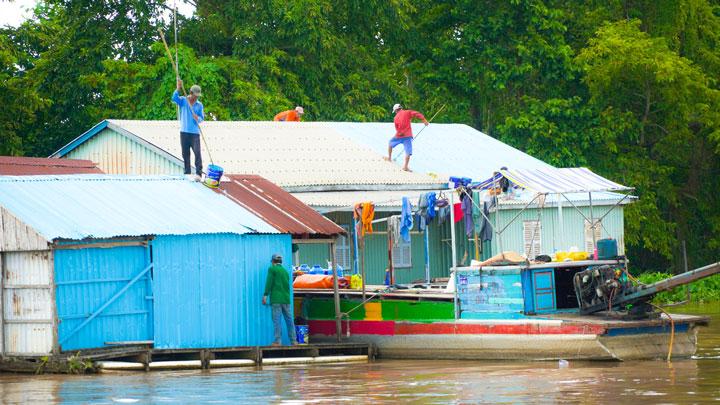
[0,343,373,374]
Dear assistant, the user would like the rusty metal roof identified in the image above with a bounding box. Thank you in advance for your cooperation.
[216,174,345,237]
[0,156,103,175]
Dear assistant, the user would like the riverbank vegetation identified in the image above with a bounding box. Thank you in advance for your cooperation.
[2,1,720,274]
[637,273,720,304]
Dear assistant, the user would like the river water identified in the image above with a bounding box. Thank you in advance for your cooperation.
[1,303,719,404]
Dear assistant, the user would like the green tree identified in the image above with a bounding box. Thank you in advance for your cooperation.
[576,19,720,267]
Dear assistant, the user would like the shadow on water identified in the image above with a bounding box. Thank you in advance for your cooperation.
[1,303,719,404]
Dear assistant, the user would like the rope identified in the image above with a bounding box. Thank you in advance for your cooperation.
[650,303,675,362]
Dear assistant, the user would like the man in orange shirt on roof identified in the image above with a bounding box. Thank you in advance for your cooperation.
[274,106,304,122]
[385,103,429,171]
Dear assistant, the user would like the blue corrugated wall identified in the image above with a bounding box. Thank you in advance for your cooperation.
[152,233,292,349]
[54,243,153,351]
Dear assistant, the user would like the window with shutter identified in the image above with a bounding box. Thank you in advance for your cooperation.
[523,220,542,259]
[392,238,412,268]
[584,220,602,252]
[334,225,352,270]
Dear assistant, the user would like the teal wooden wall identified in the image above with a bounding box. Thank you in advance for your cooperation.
[297,203,625,285]
[491,205,625,257]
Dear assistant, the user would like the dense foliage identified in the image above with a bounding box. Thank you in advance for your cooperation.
[637,273,720,304]
[3,0,720,273]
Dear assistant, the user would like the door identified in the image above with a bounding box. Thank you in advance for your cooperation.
[54,243,153,351]
[533,269,556,312]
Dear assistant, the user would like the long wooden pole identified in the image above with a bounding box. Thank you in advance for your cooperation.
[158,28,214,165]
[330,240,341,342]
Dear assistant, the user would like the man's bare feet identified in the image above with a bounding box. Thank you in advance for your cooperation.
[402,167,412,172]
[384,157,391,162]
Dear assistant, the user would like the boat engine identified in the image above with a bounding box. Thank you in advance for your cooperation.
[574,261,720,316]
[573,265,651,316]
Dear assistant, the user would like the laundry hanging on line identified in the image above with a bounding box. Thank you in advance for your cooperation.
[400,197,414,242]
[387,215,402,248]
[353,202,375,237]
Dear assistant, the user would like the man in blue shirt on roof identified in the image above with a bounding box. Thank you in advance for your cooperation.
[172,79,205,179]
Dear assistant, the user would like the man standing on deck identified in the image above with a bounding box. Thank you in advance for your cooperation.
[274,106,304,122]
[172,79,204,179]
[262,253,297,346]
[385,103,429,172]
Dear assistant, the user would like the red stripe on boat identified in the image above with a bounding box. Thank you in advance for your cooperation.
[309,320,396,336]
[309,320,605,336]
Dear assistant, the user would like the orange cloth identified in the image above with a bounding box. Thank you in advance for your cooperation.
[274,110,301,122]
[361,202,375,236]
[353,202,375,236]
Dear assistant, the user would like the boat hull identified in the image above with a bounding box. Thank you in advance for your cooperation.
[308,319,700,361]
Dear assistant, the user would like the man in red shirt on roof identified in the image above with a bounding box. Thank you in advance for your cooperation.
[274,106,304,122]
[385,103,429,171]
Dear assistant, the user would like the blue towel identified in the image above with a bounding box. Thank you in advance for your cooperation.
[426,192,437,222]
[400,197,414,242]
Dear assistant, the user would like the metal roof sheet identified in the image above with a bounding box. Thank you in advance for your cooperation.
[0,175,278,241]
[0,156,103,175]
[293,189,633,213]
[217,174,345,237]
[95,120,446,190]
[292,189,449,212]
[330,122,553,182]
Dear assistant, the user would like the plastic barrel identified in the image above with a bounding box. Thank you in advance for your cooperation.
[204,164,224,188]
[597,238,618,259]
[295,325,309,345]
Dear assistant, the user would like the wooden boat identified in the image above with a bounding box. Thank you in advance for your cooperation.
[295,260,715,361]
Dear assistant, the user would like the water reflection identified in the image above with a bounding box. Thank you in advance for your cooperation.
[0,304,716,404]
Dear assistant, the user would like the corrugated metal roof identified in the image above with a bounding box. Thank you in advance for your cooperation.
[0,175,278,241]
[331,122,553,182]
[0,156,103,175]
[217,174,345,237]
[292,189,449,212]
[294,189,633,213]
[94,120,446,190]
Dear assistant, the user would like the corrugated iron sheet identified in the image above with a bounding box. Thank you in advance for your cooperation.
[2,251,54,355]
[0,206,49,252]
[332,122,553,183]
[65,127,183,175]
[152,233,293,348]
[0,156,103,175]
[292,189,447,211]
[99,120,446,190]
[54,243,152,351]
[0,175,278,242]
[218,175,344,237]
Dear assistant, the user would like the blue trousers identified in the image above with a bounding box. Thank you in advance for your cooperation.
[272,304,297,344]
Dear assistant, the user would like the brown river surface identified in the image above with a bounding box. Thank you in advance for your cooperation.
[1,303,718,404]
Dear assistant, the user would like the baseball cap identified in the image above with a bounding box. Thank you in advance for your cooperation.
[189,85,202,97]
[271,253,283,262]
[295,106,304,114]
[392,103,402,113]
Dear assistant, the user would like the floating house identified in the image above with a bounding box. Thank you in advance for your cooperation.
[53,120,631,284]
[0,175,291,356]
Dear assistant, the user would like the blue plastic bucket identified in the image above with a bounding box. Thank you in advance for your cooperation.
[204,164,224,188]
[295,325,309,345]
